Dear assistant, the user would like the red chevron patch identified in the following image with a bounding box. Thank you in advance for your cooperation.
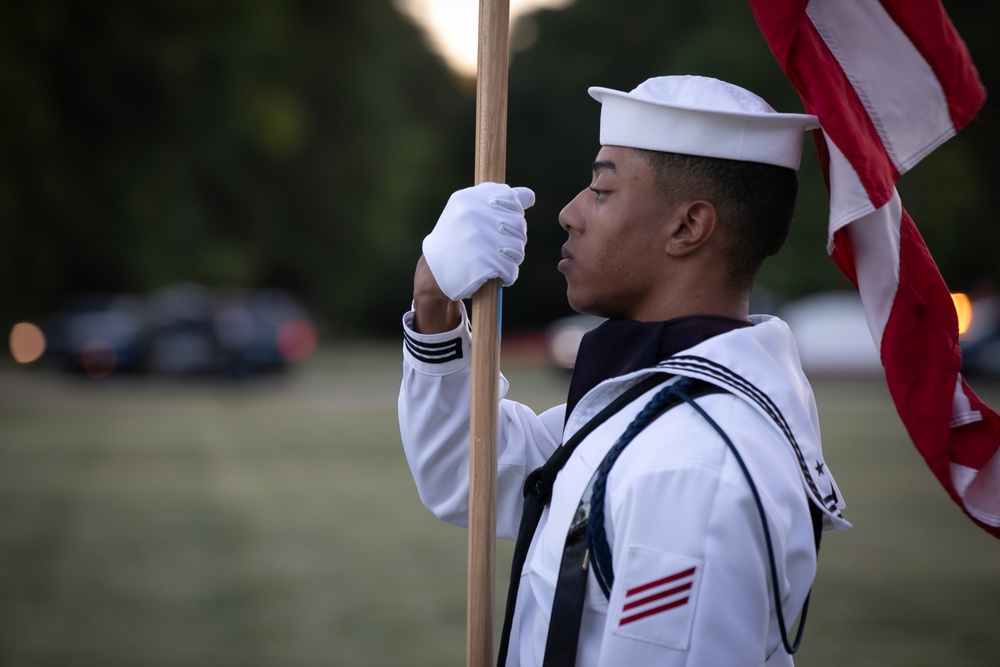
[619,566,696,626]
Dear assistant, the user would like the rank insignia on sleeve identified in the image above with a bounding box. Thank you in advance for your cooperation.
[619,565,696,626]
[612,547,701,650]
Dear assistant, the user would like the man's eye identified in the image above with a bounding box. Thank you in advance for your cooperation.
[588,187,607,199]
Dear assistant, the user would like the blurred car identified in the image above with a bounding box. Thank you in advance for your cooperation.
[781,290,1000,379]
[143,283,316,377]
[142,283,220,375]
[214,288,317,377]
[960,296,1000,378]
[546,314,606,370]
[779,291,881,375]
[41,293,146,377]
[38,283,317,379]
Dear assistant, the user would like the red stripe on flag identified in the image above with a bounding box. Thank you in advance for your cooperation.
[880,211,960,469]
[881,213,1000,534]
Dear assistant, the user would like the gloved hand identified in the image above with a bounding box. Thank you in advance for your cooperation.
[422,182,534,301]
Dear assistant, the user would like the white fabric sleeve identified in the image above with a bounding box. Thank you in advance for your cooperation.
[398,304,566,539]
[593,399,815,666]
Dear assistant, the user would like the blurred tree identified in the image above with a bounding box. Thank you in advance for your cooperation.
[1,0,996,339]
[0,0,471,335]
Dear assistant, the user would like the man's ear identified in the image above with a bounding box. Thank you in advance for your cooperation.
[664,200,718,257]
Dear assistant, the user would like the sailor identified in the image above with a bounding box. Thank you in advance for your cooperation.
[398,75,850,666]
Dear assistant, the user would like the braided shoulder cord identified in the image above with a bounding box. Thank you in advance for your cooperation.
[586,377,696,598]
[577,374,813,657]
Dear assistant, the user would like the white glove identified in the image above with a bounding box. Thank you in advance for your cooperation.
[422,182,534,301]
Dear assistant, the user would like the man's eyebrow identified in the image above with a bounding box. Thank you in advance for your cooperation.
[592,159,617,174]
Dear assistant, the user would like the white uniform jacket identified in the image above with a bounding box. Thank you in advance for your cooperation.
[398,305,849,667]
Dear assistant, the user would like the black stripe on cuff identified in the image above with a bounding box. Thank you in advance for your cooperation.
[404,330,463,364]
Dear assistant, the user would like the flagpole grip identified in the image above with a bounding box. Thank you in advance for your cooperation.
[469,0,509,665]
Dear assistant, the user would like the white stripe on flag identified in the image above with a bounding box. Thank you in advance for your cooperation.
[951,452,1000,526]
[950,375,982,429]
[824,131,879,239]
[806,0,955,173]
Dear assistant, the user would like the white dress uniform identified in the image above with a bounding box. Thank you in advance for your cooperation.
[398,304,849,667]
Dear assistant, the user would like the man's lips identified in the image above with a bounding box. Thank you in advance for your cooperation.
[558,245,573,272]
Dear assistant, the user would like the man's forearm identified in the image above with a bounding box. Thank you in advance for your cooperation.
[412,254,462,334]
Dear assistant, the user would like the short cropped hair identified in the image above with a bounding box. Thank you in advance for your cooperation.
[633,148,799,293]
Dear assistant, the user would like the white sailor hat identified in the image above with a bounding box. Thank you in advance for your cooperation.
[588,75,819,171]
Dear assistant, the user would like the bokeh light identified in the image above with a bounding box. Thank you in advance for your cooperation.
[9,322,46,364]
[277,318,317,361]
[396,0,575,75]
[952,292,973,335]
[81,339,118,378]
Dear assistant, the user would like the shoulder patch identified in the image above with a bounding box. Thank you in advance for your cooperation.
[611,547,702,649]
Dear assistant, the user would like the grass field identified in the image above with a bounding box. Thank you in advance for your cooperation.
[0,343,997,666]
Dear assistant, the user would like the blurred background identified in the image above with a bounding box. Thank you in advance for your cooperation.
[1,1,998,665]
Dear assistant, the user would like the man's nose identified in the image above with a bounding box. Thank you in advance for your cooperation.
[558,190,586,232]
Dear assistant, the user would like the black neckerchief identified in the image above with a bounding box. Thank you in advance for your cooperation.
[564,315,751,423]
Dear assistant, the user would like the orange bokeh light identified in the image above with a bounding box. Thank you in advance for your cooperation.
[9,322,46,364]
[951,293,973,336]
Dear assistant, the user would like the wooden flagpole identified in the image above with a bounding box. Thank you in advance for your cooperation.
[468,0,509,665]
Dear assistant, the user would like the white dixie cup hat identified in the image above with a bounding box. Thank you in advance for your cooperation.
[588,75,820,171]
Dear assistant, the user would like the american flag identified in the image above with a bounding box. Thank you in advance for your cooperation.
[748,0,1000,537]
